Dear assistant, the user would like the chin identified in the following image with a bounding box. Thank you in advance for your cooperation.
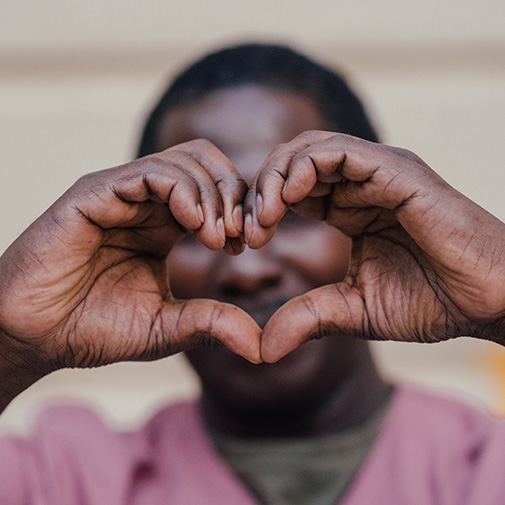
[185,335,363,413]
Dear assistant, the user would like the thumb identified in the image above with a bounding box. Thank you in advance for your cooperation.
[160,299,262,363]
[260,284,365,363]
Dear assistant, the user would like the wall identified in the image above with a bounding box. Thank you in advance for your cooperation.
[1,0,505,432]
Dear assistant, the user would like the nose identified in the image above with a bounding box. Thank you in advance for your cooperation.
[216,247,283,297]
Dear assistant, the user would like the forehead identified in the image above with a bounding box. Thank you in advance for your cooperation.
[156,84,326,180]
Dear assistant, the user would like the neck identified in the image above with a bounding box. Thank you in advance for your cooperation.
[199,351,392,439]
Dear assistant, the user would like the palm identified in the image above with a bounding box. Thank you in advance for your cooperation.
[254,132,505,361]
[1,203,178,367]
[346,223,462,343]
[261,209,505,362]
[0,145,262,372]
[58,211,179,367]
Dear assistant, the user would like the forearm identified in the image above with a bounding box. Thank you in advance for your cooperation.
[0,330,49,414]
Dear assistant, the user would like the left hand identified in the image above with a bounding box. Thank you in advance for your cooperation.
[0,141,261,378]
[244,131,505,362]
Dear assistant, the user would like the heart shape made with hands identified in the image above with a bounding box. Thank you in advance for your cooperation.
[9,132,487,372]
[258,285,350,363]
[162,133,378,365]
[197,265,343,365]
[0,133,366,374]
[105,132,505,365]
[175,222,353,366]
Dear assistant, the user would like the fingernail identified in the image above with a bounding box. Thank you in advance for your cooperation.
[197,204,204,224]
[233,204,243,232]
[256,193,264,221]
[281,180,288,198]
[247,358,262,365]
[244,214,253,244]
[216,217,226,243]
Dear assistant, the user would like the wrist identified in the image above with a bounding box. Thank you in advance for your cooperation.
[0,329,51,413]
[469,315,505,348]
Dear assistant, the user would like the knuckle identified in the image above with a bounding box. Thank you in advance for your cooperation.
[75,172,95,185]
[161,149,192,165]
[293,129,331,145]
[295,130,318,142]
[231,177,248,196]
[268,142,288,157]
[291,152,317,173]
[185,138,215,152]
[137,153,173,174]
[388,146,422,164]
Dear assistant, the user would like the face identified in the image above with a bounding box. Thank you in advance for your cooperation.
[156,85,368,415]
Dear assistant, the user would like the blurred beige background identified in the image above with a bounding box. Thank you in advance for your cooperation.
[1,0,505,433]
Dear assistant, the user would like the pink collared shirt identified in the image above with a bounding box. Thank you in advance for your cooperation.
[1,386,504,504]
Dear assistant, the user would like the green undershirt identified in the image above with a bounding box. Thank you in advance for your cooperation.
[210,395,392,505]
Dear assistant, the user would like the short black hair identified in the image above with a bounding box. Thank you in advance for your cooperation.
[137,43,379,158]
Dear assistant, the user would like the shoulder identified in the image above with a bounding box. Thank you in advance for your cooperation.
[26,399,202,458]
[381,384,501,467]
[390,385,496,440]
[0,400,201,505]
[341,386,505,505]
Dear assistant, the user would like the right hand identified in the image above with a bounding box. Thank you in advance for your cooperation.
[244,132,505,362]
[0,140,262,383]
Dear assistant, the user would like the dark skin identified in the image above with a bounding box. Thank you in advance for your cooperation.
[159,85,389,436]
[1,83,505,443]
[246,130,505,358]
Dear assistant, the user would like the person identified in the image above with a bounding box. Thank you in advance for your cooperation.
[1,43,505,504]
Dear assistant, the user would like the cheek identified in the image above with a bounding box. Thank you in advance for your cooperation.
[167,240,216,299]
[274,226,351,286]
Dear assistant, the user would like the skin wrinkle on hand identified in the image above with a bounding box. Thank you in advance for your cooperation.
[1,65,505,441]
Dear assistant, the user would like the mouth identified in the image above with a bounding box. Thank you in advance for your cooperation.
[230,297,294,328]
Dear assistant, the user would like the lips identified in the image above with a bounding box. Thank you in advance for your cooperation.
[226,297,294,328]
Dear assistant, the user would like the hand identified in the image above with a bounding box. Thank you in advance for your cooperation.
[245,131,505,362]
[0,140,262,388]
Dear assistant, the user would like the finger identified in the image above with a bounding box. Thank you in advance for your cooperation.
[74,149,234,251]
[307,181,334,198]
[223,236,246,256]
[289,196,328,222]
[246,135,382,246]
[260,283,366,363]
[255,133,433,236]
[288,198,397,238]
[243,181,278,248]
[159,298,262,363]
[243,132,335,248]
[71,157,205,233]
[252,131,336,229]
[284,135,435,213]
[153,149,227,250]
[325,205,398,237]
[280,135,374,207]
[56,161,206,263]
[178,139,248,237]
